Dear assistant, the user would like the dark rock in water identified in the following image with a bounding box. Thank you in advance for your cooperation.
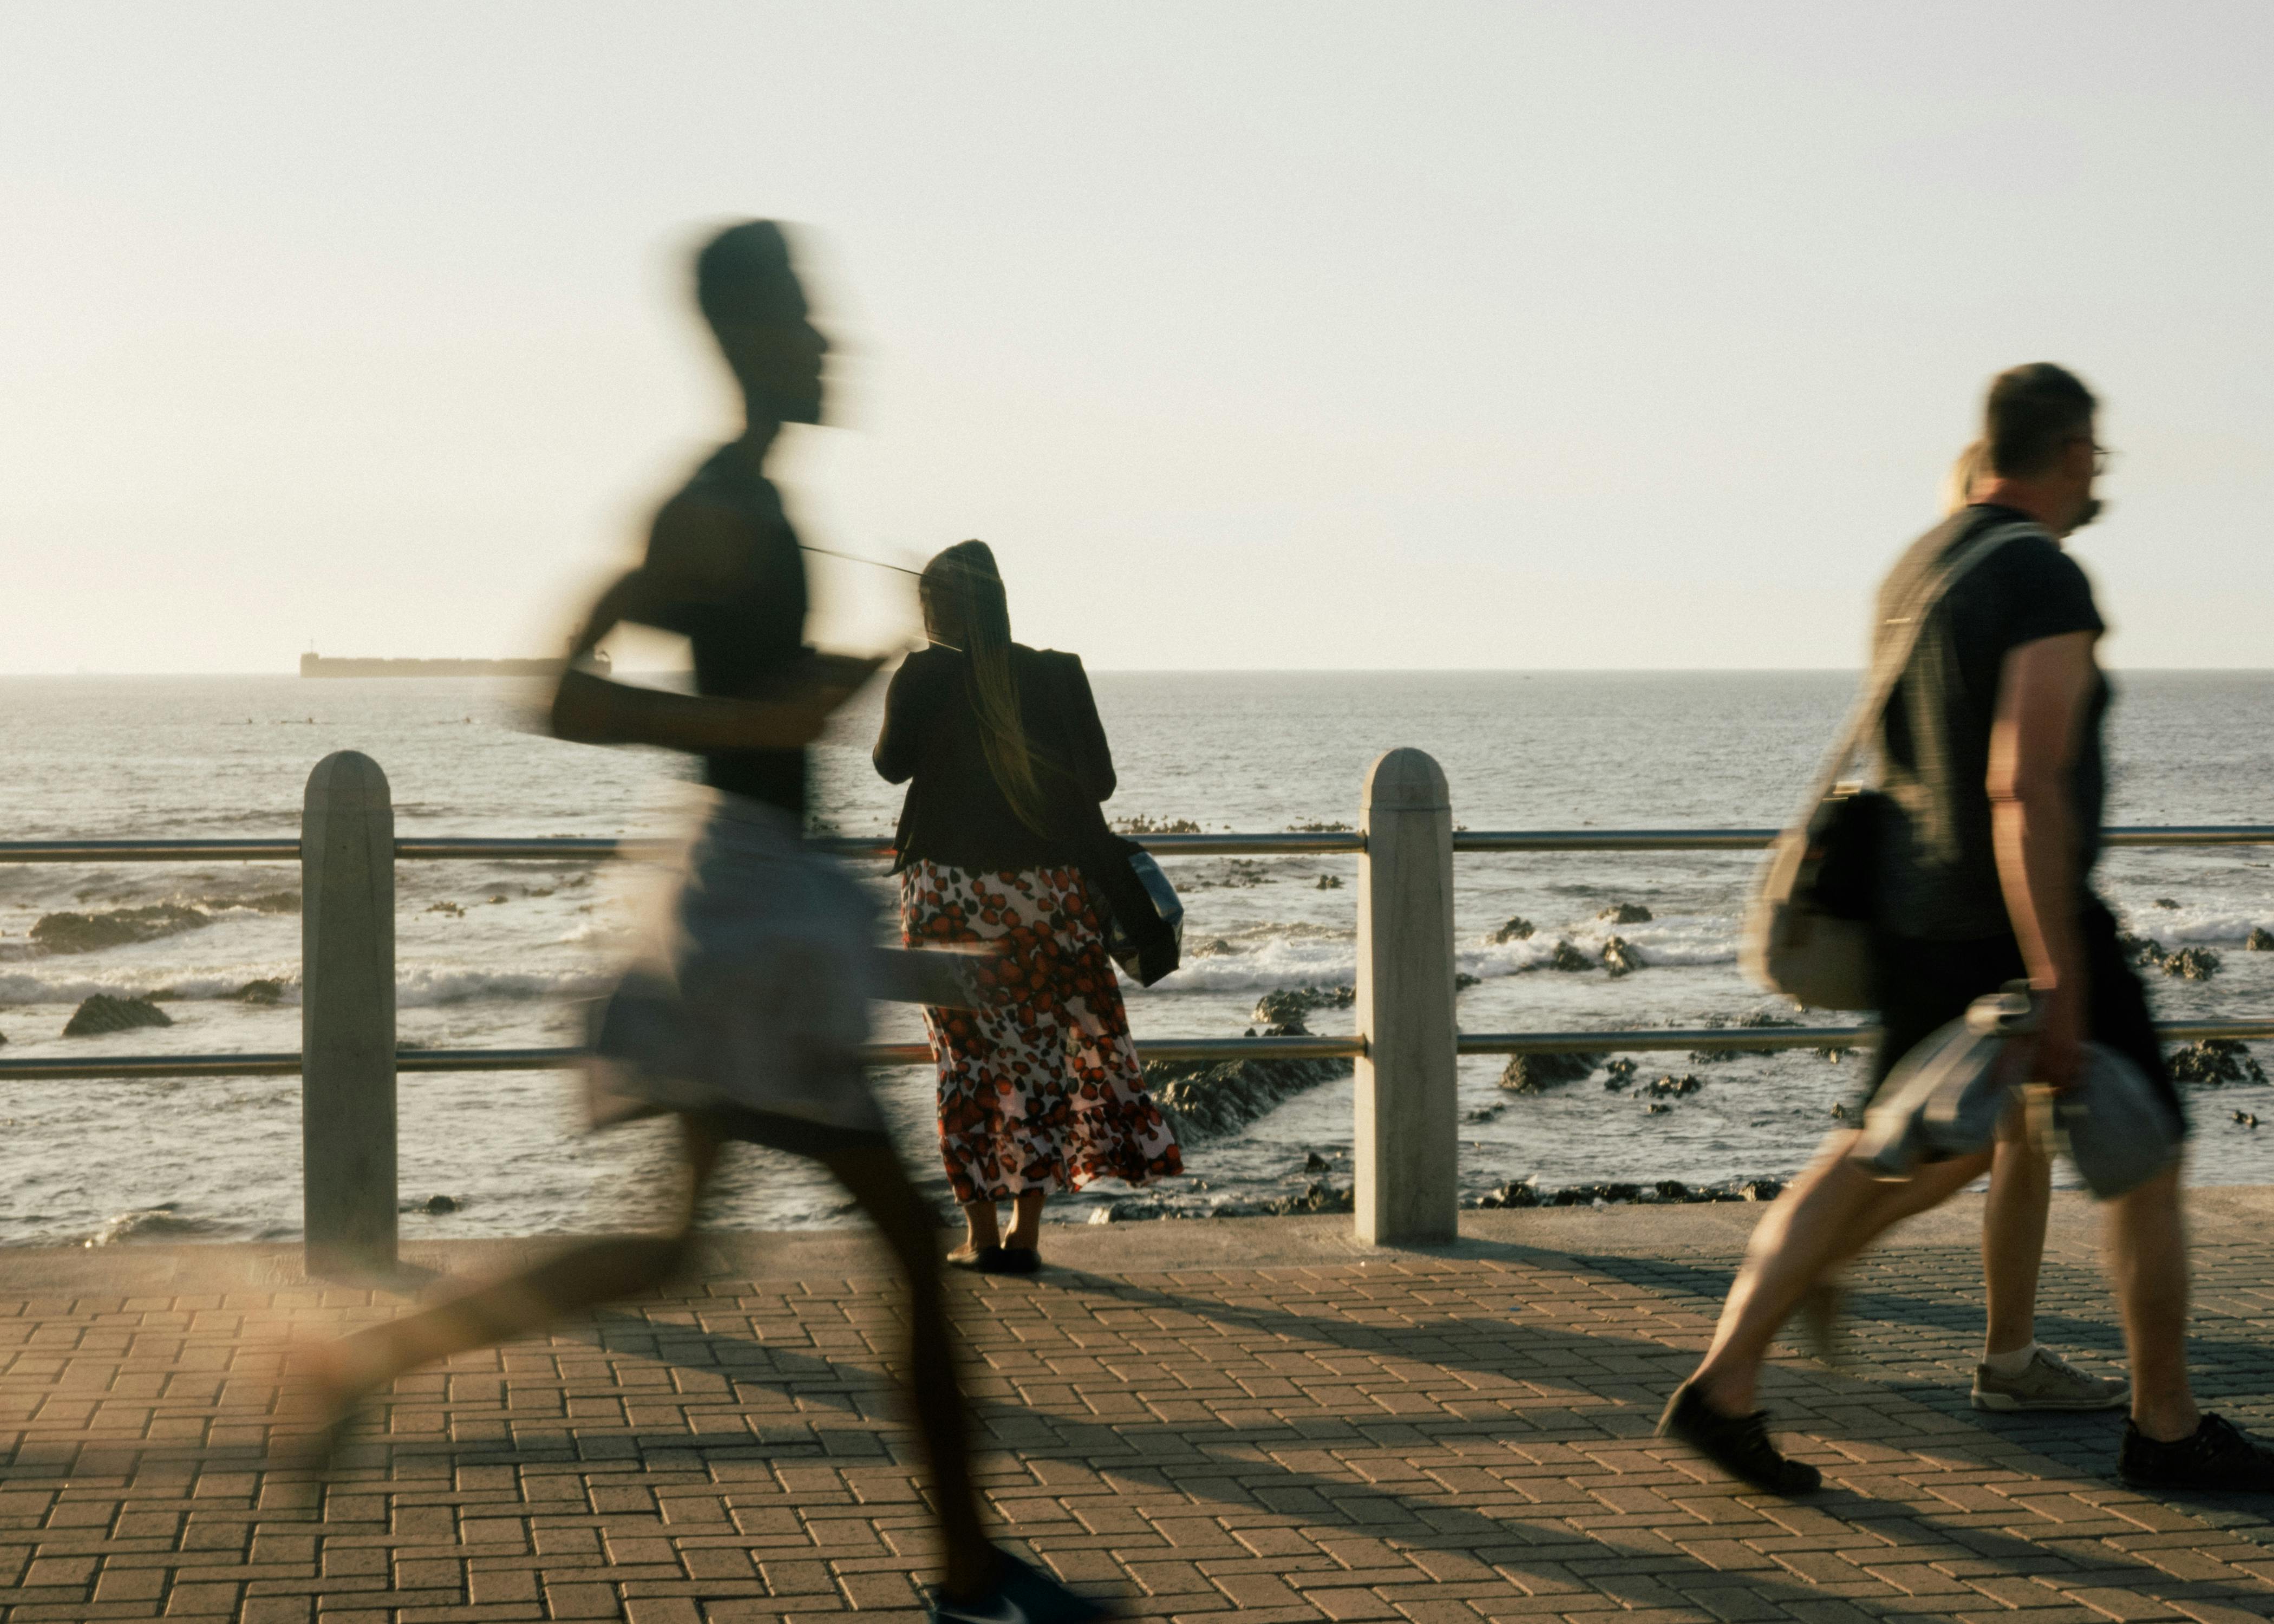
[1469,1176,1782,1210]
[423,1194,460,1214]
[1315,874,1343,890]
[2234,1111,2259,1129]
[1644,1073,1703,1098]
[1304,1151,1330,1174]
[64,994,173,1037]
[1492,916,1536,943]
[1604,1058,1637,1084]
[1454,972,1480,993]
[1193,939,1237,958]
[1463,1102,1506,1123]
[1545,941,1593,972]
[2154,898,2181,909]
[2119,932,2167,966]
[2249,928,2274,952]
[1147,1016,1353,1143]
[1251,984,1354,1026]
[1499,1051,1602,1093]
[31,903,210,955]
[1476,1181,1539,1208]
[2117,933,2219,980]
[236,978,286,1005]
[0,1029,8,1047]
[1644,1101,1672,1115]
[1600,937,1646,978]
[2169,1039,2267,1087]
[1258,1181,1352,1216]
[1692,1011,1800,1062]
[2163,946,2221,981]
[1598,902,1653,925]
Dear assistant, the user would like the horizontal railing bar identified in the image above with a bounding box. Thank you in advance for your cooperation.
[11,825,2274,866]
[1455,830,1777,852]
[0,839,304,863]
[394,836,672,861]
[22,1017,2274,1082]
[1460,1016,2274,1056]
[1461,1027,1872,1056]
[0,1033,1366,1083]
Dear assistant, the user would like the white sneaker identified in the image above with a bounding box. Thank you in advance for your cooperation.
[1971,1347,2131,1412]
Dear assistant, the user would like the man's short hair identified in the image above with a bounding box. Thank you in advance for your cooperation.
[1983,363,2097,479]
[694,220,807,329]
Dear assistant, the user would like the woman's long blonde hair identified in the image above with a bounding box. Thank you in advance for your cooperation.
[1943,438,1989,515]
[919,540,1053,835]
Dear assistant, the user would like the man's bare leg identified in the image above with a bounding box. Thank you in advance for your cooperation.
[2104,1161,2197,1441]
[1983,1121,2052,1357]
[291,1118,726,1416]
[818,1139,997,1600]
[1691,1134,1992,1415]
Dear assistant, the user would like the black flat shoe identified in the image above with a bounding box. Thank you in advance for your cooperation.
[930,1549,1112,1624]
[2120,1413,2274,1492]
[1658,1381,1822,1495]
[981,1246,1041,1276]
[946,1245,1003,1272]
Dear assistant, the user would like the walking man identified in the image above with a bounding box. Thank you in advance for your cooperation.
[1661,362,2274,1495]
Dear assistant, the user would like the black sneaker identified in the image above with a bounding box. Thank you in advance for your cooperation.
[930,1551,1113,1624]
[2119,1412,2274,1492]
[1658,1381,1823,1494]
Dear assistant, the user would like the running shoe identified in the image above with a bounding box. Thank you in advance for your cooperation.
[930,1551,1113,1624]
[1971,1347,2130,1412]
[2118,1413,2274,1492]
[1657,1381,1822,1494]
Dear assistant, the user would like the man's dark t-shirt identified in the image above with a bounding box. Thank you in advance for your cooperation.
[637,444,809,818]
[1872,503,2107,940]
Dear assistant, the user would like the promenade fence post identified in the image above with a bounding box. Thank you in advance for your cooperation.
[1354,748,1459,1245]
[301,751,397,1276]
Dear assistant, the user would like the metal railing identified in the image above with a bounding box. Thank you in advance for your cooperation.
[5,749,2270,1271]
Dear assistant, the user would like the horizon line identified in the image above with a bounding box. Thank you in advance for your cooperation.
[9,665,2274,679]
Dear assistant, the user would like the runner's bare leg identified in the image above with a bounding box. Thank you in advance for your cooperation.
[820,1139,998,1599]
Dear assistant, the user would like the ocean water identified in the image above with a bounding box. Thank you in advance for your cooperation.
[4,670,2273,1247]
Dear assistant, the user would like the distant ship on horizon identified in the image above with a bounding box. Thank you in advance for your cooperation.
[299,651,606,678]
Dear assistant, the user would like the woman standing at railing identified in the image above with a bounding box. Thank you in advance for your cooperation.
[875,541,1181,1274]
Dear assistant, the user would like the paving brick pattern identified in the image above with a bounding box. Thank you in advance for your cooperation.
[5,1202,2274,1622]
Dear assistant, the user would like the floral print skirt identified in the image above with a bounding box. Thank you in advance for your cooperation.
[900,860,1182,1204]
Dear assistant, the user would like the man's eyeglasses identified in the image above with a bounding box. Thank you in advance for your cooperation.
[2070,437,2115,474]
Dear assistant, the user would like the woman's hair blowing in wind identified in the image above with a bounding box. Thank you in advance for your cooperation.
[918,541,1053,835]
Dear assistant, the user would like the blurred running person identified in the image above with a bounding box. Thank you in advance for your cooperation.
[286,222,1109,1624]
[875,541,1181,1274]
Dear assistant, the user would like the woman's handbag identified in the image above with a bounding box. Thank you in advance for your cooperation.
[1739,520,2042,1009]
[1092,840,1186,985]
[1031,652,1185,986]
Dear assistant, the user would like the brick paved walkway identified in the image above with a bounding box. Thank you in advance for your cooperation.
[8,1193,2274,1622]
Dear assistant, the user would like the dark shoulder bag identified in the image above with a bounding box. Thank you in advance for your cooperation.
[1740,519,2042,1009]
[1029,652,1184,985]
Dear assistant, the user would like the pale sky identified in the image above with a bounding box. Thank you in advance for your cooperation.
[5,1,2271,673]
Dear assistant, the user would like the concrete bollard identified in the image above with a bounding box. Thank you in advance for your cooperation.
[302,751,397,1277]
[1354,748,1459,1245]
